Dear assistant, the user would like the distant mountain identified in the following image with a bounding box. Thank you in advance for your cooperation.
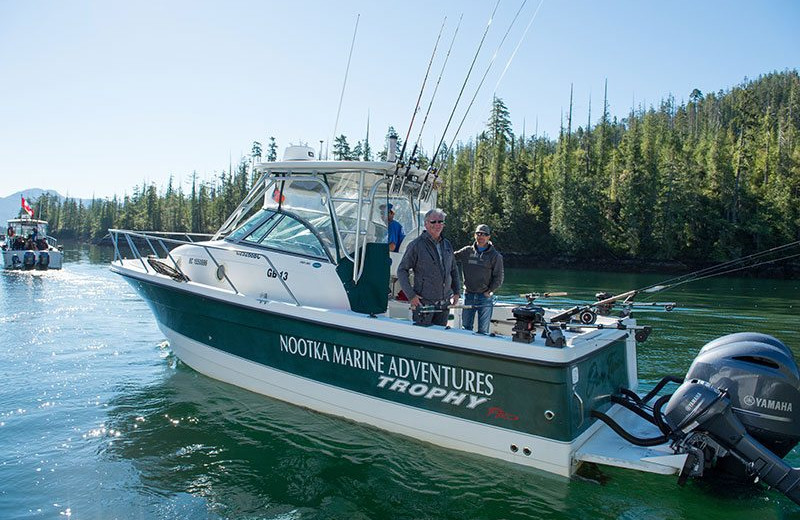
[0,189,63,222]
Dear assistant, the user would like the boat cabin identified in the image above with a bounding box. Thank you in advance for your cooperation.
[204,145,440,315]
[4,217,55,251]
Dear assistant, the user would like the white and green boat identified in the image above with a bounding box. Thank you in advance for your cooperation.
[110,145,800,503]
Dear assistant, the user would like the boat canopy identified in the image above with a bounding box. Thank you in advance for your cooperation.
[215,160,439,314]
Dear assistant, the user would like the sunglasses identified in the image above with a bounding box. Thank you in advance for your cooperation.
[428,220,445,224]
[475,232,489,236]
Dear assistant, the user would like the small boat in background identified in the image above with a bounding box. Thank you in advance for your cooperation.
[2,217,63,270]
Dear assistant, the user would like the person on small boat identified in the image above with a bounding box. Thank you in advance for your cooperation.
[397,208,460,326]
[385,203,405,252]
[455,224,504,334]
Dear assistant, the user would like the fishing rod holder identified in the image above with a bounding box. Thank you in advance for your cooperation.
[557,320,653,342]
[542,325,566,348]
[511,305,545,344]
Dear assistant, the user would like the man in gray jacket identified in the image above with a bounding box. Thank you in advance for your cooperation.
[455,224,504,334]
[397,208,460,326]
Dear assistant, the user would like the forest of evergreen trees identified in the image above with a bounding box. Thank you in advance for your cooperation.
[30,70,800,266]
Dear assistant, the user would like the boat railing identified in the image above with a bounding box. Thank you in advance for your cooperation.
[109,228,232,287]
[108,229,301,304]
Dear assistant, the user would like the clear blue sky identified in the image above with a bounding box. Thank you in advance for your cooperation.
[1,0,797,199]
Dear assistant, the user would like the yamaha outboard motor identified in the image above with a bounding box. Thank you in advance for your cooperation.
[685,333,800,460]
[593,332,800,504]
[663,379,800,505]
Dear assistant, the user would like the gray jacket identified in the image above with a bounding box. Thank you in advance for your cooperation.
[454,242,504,294]
[397,231,460,302]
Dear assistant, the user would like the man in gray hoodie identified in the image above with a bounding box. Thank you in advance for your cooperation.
[455,224,504,334]
[397,208,460,326]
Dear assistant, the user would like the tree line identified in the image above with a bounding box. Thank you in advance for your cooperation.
[30,70,800,266]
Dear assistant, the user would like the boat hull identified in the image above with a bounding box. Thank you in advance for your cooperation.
[118,268,633,476]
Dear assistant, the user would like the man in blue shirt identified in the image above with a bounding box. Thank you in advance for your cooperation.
[386,203,405,252]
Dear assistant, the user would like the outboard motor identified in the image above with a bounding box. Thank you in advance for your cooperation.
[663,379,800,505]
[37,251,50,270]
[22,251,36,269]
[685,333,800,459]
[592,332,800,504]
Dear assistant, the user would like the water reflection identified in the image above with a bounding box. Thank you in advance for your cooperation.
[101,356,799,519]
[103,361,584,519]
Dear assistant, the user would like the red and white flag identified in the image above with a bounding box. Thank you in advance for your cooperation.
[21,196,33,217]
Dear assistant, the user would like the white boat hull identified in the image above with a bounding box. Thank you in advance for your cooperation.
[160,322,585,477]
[2,248,63,270]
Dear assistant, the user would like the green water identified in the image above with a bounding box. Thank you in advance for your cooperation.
[1,247,798,519]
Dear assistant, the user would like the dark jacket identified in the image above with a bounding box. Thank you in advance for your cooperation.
[454,242,504,294]
[397,231,460,302]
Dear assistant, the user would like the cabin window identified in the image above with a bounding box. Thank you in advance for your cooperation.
[226,209,276,241]
[265,179,337,258]
[329,171,390,256]
[257,214,328,260]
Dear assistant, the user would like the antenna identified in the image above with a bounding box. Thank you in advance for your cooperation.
[331,14,360,149]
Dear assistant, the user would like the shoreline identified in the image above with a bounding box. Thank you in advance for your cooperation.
[68,237,800,280]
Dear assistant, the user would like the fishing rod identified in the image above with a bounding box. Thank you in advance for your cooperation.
[548,240,800,323]
[417,291,568,313]
[519,291,568,301]
[394,17,447,175]
[407,14,464,183]
[637,240,800,295]
[492,0,544,94]
[424,0,536,200]
[433,0,532,178]
[418,303,494,313]
[427,0,500,173]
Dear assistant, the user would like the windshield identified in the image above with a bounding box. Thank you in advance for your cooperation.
[225,208,329,261]
[250,166,438,261]
[265,180,336,256]
[7,221,48,238]
[225,209,276,241]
